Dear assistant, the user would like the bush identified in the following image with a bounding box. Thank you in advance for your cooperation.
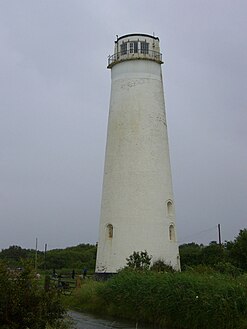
[97,270,247,329]
[150,259,175,273]
[126,250,152,270]
[65,279,106,315]
[0,261,66,329]
[213,262,243,277]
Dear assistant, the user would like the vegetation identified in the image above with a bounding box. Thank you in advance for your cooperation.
[66,269,247,329]
[44,244,96,271]
[1,229,246,274]
[126,250,152,270]
[64,279,105,314]
[0,261,67,329]
[0,245,42,268]
[1,229,247,329]
[65,229,247,329]
[179,229,247,273]
[226,229,247,271]
[150,259,175,273]
[0,243,97,273]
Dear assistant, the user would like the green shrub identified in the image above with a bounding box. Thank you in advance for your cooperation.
[151,259,175,273]
[65,279,106,315]
[213,262,243,277]
[184,264,217,275]
[0,261,66,329]
[126,250,152,270]
[97,270,247,329]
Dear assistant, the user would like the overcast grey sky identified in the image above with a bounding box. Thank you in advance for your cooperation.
[0,0,246,251]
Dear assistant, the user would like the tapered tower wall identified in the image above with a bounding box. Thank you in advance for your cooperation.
[95,34,180,273]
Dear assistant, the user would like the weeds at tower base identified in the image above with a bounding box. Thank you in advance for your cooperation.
[65,269,247,329]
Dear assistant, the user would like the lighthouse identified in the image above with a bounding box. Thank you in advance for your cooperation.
[95,33,180,274]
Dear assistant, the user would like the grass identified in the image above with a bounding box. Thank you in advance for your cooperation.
[65,270,247,329]
[64,279,106,314]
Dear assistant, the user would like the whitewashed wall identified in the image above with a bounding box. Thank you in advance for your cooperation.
[96,35,180,273]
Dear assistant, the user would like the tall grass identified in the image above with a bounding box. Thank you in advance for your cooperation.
[66,271,247,329]
[64,279,106,315]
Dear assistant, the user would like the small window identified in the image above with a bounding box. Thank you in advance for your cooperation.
[129,41,138,53]
[134,41,138,53]
[169,224,175,241]
[129,42,133,53]
[167,201,173,216]
[107,224,113,238]
[120,42,127,55]
[141,42,149,54]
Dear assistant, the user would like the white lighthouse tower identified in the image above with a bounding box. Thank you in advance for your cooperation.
[95,33,180,274]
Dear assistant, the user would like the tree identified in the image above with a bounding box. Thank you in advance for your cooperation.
[227,229,247,271]
[44,244,97,270]
[0,245,43,268]
[126,251,152,270]
[201,241,226,266]
[179,241,229,270]
[0,243,97,272]
[179,243,203,269]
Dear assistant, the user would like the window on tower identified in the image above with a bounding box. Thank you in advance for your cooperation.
[120,42,127,55]
[107,224,113,238]
[140,41,149,54]
[167,200,173,216]
[129,41,138,53]
[169,224,175,241]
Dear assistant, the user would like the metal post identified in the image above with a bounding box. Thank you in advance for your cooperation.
[218,224,222,245]
[35,238,38,271]
[44,243,47,271]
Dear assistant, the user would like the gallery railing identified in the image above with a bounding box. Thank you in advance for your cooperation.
[108,49,163,67]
